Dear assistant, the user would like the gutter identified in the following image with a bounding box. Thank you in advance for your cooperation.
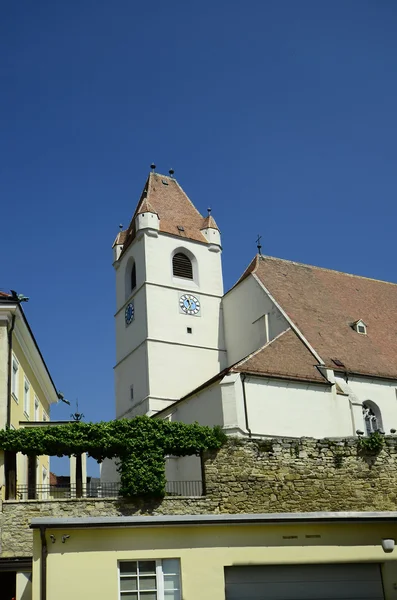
[39,526,47,600]
[241,373,252,438]
[7,313,16,427]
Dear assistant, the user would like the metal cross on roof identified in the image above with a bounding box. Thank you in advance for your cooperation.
[256,234,262,255]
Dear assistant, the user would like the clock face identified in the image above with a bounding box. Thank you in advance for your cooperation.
[125,302,135,325]
[179,294,200,315]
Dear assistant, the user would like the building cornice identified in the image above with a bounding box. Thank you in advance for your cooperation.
[31,510,397,530]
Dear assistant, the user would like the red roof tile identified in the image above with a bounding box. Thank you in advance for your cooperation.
[201,214,219,231]
[250,255,397,379]
[121,173,208,255]
[232,328,327,383]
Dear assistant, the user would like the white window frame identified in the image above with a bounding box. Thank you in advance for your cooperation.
[119,558,181,600]
[23,377,30,418]
[363,401,383,435]
[11,355,19,401]
[353,319,367,335]
[34,396,40,421]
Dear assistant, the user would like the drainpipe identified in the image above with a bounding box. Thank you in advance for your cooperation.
[241,373,252,438]
[39,526,47,600]
[7,314,16,428]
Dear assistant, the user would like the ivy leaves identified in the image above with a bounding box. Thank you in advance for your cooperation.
[0,417,226,497]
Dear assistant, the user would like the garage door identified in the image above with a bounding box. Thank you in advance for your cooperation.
[225,563,384,600]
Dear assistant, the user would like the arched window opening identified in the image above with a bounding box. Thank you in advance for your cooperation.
[363,402,383,435]
[130,262,136,291]
[173,253,193,279]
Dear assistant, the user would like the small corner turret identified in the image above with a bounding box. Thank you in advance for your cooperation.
[135,197,160,238]
[112,229,127,265]
[200,208,221,250]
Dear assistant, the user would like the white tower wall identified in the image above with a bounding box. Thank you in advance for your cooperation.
[113,227,226,418]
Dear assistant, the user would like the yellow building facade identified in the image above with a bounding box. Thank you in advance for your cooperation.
[0,293,58,500]
[31,512,397,600]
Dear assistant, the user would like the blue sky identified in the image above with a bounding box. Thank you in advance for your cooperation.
[2,1,397,473]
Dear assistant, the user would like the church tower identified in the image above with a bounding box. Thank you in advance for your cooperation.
[113,169,226,419]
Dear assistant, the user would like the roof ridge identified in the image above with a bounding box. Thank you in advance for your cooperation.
[231,328,292,370]
[258,254,397,287]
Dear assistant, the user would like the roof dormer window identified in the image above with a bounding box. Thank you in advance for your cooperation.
[352,319,367,335]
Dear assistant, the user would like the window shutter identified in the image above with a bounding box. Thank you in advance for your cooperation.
[173,253,193,279]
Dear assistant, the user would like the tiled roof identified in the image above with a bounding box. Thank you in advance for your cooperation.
[112,230,128,247]
[0,291,11,298]
[201,214,219,231]
[249,254,397,379]
[121,172,207,255]
[232,328,327,384]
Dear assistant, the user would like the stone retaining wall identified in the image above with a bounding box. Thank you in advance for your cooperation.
[2,436,397,557]
[204,436,397,513]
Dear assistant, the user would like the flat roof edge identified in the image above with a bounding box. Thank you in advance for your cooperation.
[30,511,397,529]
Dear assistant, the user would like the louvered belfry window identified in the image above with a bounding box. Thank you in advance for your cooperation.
[173,253,193,279]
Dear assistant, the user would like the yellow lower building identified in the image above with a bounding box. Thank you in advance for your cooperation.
[31,511,397,600]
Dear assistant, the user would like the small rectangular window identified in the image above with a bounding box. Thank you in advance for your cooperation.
[12,357,19,399]
[119,559,181,600]
[34,397,40,421]
[24,378,30,417]
[187,327,192,334]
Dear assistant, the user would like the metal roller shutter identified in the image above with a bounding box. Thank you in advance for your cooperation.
[225,563,384,600]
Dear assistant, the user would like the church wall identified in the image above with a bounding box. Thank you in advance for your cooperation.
[148,342,224,412]
[115,234,146,312]
[115,285,148,365]
[144,233,224,297]
[114,343,149,418]
[146,284,224,352]
[244,377,353,438]
[335,375,397,435]
[223,275,288,367]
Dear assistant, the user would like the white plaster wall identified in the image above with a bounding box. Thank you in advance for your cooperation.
[115,285,148,365]
[162,383,223,484]
[243,377,352,438]
[115,234,146,311]
[335,375,397,435]
[100,457,120,484]
[220,373,247,435]
[114,344,148,418]
[146,285,225,351]
[0,322,8,430]
[114,229,225,419]
[223,275,288,366]
[163,382,223,426]
[145,233,224,296]
[147,342,225,407]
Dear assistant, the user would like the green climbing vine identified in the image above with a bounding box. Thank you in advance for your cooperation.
[0,417,226,497]
[357,430,385,454]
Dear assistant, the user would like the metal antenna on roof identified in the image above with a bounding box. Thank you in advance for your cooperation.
[169,168,175,177]
[150,163,156,171]
[256,234,262,256]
